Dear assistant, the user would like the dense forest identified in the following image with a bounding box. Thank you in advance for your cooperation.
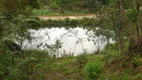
[0,0,142,80]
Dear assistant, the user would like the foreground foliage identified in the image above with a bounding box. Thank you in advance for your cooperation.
[0,0,142,80]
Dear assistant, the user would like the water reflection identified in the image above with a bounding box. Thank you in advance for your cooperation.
[23,27,109,56]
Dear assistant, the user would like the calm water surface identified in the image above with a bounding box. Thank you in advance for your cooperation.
[22,27,114,56]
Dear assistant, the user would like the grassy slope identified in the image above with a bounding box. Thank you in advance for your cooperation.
[36,52,142,80]
[44,54,102,80]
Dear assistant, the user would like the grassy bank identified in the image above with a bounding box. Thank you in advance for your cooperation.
[41,52,142,80]
[1,42,142,80]
[20,48,142,80]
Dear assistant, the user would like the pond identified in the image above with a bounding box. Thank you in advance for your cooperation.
[22,27,114,56]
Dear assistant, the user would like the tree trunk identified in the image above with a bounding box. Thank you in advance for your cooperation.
[118,0,124,55]
[136,0,140,36]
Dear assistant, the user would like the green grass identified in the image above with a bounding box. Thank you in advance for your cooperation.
[33,9,88,16]
[10,46,142,80]
[38,49,142,80]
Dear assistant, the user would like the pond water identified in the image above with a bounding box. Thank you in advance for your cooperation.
[22,27,114,56]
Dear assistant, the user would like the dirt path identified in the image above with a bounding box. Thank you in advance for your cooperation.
[37,14,96,20]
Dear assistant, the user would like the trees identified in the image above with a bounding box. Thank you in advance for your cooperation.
[118,0,125,55]
[84,0,102,13]
[39,0,105,13]
[0,0,40,79]
[93,0,142,57]
[0,0,40,15]
[53,0,71,13]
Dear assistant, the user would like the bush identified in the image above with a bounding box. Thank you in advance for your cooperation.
[84,57,103,80]
[132,54,141,68]
[50,2,59,9]
[81,10,88,14]
[77,53,87,70]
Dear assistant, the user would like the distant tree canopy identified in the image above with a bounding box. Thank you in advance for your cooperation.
[46,0,105,13]
[0,0,40,15]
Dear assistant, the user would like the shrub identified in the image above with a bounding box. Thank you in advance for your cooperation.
[77,53,87,70]
[134,73,142,80]
[50,2,59,9]
[84,57,103,80]
[132,54,141,68]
